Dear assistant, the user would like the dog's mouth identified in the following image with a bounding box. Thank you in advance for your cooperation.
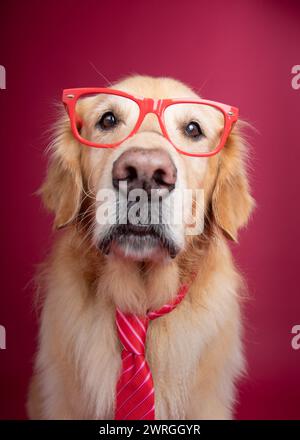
[98,223,179,260]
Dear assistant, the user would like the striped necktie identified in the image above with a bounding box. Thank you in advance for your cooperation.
[115,283,189,420]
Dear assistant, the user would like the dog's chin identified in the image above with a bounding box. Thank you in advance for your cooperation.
[98,225,180,262]
[110,236,170,262]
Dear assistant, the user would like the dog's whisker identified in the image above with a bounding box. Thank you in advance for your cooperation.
[89,61,113,87]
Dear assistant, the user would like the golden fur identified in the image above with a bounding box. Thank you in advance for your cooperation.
[28,75,254,419]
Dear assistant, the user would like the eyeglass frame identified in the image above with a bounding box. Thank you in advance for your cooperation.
[62,87,239,158]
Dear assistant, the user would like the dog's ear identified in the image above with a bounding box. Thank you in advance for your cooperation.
[39,116,82,229]
[211,124,255,242]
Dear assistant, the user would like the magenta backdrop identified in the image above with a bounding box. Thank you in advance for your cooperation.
[0,0,299,420]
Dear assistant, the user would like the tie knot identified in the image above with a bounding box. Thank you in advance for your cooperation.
[116,310,149,355]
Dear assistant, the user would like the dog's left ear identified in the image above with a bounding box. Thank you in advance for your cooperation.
[211,125,255,242]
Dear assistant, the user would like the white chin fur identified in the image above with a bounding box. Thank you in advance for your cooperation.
[108,239,172,262]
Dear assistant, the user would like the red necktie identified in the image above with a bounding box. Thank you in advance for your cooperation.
[115,283,189,420]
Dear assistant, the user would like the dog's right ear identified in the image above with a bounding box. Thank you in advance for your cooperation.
[211,124,255,242]
[38,116,83,229]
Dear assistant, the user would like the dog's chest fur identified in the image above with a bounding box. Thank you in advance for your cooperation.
[36,253,240,420]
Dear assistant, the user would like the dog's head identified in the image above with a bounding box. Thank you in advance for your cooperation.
[40,75,254,262]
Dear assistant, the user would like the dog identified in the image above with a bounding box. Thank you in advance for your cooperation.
[27,75,254,419]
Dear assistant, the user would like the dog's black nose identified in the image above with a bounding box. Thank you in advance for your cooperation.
[112,147,177,195]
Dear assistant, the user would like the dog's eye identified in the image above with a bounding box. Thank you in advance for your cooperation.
[184,121,203,139]
[97,112,118,130]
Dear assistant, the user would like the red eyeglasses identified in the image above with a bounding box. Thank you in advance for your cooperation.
[62,88,238,158]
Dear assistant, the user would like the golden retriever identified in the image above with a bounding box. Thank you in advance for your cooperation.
[27,75,254,419]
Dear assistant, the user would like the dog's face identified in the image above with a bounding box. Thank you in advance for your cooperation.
[41,76,254,263]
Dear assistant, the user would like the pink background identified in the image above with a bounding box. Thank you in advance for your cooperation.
[0,0,299,419]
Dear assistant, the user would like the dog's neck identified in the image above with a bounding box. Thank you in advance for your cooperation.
[73,224,214,316]
[99,256,180,315]
[97,233,213,315]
